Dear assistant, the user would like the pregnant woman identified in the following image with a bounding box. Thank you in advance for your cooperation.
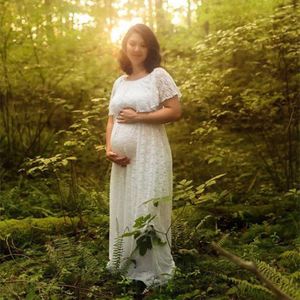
[105,23,182,293]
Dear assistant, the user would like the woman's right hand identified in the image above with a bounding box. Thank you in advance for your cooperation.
[106,150,130,167]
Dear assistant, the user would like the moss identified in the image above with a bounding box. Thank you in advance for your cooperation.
[0,215,108,251]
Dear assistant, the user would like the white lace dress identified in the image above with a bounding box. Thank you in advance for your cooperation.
[106,67,181,287]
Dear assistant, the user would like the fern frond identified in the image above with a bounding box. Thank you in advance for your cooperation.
[217,233,230,248]
[220,274,274,300]
[186,214,212,243]
[46,237,100,281]
[195,215,212,230]
[111,235,124,272]
[256,260,300,300]
[289,271,300,283]
[212,241,297,300]
[280,250,300,268]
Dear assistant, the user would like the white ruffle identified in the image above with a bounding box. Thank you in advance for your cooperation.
[108,67,181,116]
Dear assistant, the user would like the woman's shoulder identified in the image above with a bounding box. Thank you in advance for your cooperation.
[114,74,126,83]
[112,74,126,89]
[152,66,168,74]
[152,67,174,78]
[152,67,177,83]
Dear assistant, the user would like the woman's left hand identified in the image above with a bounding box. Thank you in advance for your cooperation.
[117,108,139,123]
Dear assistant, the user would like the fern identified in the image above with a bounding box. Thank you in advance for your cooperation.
[256,260,300,300]
[110,234,136,276]
[216,233,230,248]
[280,250,300,270]
[195,214,212,230]
[289,271,300,284]
[172,220,186,248]
[213,240,299,300]
[46,237,100,284]
[110,214,166,275]
[221,258,300,299]
[111,235,124,272]
[174,214,213,248]
[220,274,274,300]
[281,250,300,261]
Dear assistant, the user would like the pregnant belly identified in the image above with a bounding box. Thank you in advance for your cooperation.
[110,123,137,158]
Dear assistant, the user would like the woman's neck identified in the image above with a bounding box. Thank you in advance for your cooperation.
[131,64,146,76]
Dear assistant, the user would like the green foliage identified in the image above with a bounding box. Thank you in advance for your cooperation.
[111,235,125,273]
[173,2,300,191]
[0,0,299,298]
[0,180,57,219]
[123,214,166,257]
[279,249,300,272]
[221,275,274,300]
[213,238,300,300]
[197,0,285,33]
[173,174,227,208]
[0,216,79,251]
[256,260,300,299]
[25,154,76,174]
[0,0,115,182]
[109,213,169,278]
[0,215,108,252]
[46,237,101,285]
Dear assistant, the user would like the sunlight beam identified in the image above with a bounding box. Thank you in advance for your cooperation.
[110,17,144,44]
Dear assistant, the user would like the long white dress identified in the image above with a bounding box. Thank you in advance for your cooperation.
[106,67,181,287]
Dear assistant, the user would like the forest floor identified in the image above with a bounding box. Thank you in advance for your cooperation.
[0,196,299,300]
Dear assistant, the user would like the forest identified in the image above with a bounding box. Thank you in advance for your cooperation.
[0,0,299,299]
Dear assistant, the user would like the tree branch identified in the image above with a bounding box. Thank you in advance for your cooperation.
[211,242,293,300]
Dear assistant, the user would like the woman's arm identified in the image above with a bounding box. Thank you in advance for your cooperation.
[117,96,182,125]
[105,116,130,166]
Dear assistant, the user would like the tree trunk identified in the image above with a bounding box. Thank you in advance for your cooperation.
[148,0,154,29]
[187,0,192,28]
[155,0,164,34]
[105,0,113,35]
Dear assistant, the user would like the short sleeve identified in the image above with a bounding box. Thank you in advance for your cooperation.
[154,67,182,104]
[108,75,123,116]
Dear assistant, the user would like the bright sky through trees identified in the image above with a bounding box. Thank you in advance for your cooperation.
[71,0,197,43]
[110,17,144,43]
[110,0,197,43]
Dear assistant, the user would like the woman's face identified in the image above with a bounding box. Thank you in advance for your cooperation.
[125,32,148,67]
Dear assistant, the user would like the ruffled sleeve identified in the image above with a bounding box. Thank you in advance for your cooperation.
[154,67,182,104]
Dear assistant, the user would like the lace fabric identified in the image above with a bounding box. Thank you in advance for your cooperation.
[154,67,182,103]
[107,67,181,287]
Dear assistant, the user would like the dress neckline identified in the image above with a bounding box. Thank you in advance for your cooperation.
[123,68,158,82]
[124,73,150,82]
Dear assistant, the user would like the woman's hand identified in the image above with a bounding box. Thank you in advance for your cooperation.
[106,150,130,167]
[116,97,181,125]
[117,108,139,123]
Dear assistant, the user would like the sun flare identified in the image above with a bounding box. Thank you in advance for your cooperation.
[110,17,144,44]
[109,0,198,43]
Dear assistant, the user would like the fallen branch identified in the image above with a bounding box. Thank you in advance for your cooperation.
[211,241,293,300]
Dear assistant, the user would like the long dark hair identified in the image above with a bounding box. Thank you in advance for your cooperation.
[118,24,161,75]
